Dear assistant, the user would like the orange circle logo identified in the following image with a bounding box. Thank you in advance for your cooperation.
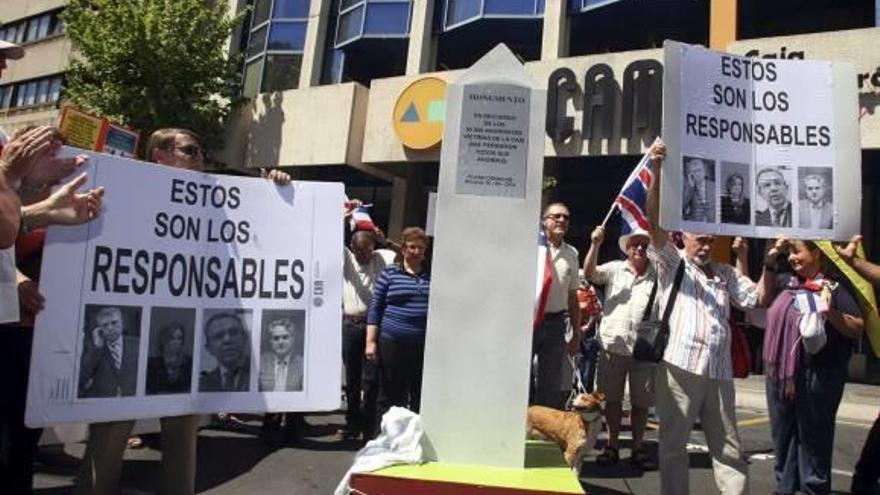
[393,77,448,150]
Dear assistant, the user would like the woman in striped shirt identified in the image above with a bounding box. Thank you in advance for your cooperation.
[365,227,431,419]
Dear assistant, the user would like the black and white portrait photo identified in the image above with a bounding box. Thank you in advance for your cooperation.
[258,309,306,392]
[720,161,750,225]
[78,305,141,398]
[681,156,716,223]
[798,167,834,230]
[199,309,253,393]
[146,307,196,395]
[755,165,794,228]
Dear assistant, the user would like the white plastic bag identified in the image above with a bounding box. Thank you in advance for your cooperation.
[334,406,424,495]
[799,311,827,354]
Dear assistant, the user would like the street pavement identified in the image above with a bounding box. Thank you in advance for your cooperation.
[33,378,878,494]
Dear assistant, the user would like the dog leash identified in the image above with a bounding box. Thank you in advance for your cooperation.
[564,354,588,411]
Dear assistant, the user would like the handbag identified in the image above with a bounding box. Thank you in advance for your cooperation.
[729,318,752,378]
[633,260,685,363]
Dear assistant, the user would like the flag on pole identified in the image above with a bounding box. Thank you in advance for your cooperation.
[614,152,654,235]
[534,226,554,329]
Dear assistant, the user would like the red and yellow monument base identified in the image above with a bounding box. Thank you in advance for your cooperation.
[350,441,584,494]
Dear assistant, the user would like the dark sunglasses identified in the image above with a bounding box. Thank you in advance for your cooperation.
[545,213,570,221]
[175,144,203,158]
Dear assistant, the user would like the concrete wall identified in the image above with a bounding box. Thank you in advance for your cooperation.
[3,0,67,22]
[243,82,368,168]
[728,27,880,149]
[0,36,71,84]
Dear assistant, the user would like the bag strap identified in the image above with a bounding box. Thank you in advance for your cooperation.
[641,272,659,322]
[661,260,686,326]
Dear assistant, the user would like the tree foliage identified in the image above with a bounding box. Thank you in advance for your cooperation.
[62,0,245,155]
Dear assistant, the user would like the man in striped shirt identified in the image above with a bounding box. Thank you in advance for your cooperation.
[646,139,763,495]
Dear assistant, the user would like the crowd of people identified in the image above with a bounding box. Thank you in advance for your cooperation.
[1,36,880,495]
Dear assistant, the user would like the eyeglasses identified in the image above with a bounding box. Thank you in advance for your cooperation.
[175,144,203,158]
[545,213,570,221]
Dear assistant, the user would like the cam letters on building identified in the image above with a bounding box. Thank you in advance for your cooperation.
[661,41,861,240]
[26,149,343,426]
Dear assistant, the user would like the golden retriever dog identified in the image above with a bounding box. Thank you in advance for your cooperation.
[526,391,606,471]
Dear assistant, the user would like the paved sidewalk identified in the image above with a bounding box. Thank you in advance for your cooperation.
[735,374,879,423]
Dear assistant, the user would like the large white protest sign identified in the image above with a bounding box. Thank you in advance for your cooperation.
[661,41,860,240]
[26,149,343,427]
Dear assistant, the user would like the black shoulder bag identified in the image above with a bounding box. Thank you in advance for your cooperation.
[633,260,685,363]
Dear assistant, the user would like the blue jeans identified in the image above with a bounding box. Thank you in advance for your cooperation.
[766,364,846,495]
[576,336,600,392]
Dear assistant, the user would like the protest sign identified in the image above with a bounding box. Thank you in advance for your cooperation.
[661,41,861,240]
[58,107,140,158]
[26,149,343,426]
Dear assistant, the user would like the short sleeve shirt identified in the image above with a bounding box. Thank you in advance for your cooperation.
[545,241,579,313]
[589,260,657,355]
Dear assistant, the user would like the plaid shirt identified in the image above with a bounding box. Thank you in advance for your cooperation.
[649,243,757,380]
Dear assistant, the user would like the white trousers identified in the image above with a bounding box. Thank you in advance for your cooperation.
[656,363,749,495]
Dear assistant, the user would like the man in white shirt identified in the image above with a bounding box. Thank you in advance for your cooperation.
[342,228,396,439]
[532,202,581,409]
[583,226,657,469]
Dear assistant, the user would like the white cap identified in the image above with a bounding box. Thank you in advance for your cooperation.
[0,40,24,60]
[618,229,651,253]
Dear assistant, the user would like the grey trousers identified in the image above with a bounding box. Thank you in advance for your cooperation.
[656,363,749,495]
[75,415,199,495]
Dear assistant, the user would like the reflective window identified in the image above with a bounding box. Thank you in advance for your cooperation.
[242,0,310,97]
[569,0,622,13]
[0,87,7,109]
[267,21,307,50]
[484,0,537,15]
[48,77,62,102]
[263,54,302,92]
[364,3,410,34]
[35,79,50,104]
[446,0,481,27]
[3,10,65,44]
[335,0,411,47]
[336,4,365,45]
[273,0,309,18]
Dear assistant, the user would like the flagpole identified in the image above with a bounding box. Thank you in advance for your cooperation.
[600,203,617,228]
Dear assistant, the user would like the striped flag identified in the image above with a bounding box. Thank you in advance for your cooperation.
[534,226,554,329]
[614,152,653,235]
[794,290,829,314]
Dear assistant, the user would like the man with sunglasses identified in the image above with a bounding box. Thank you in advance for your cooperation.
[646,139,763,495]
[76,128,291,495]
[583,225,657,470]
[532,203,581,409]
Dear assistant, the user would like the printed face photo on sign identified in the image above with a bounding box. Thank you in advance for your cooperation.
[797,167,834,230]
[755,165,794,228]
[199,309,253,393]
[720,161,751,225]
[681,156,716,223]
[77,305,142,399]
[258,309,306,393]
[146,307,196,395]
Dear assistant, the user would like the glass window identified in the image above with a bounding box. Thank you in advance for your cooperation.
[48,77,62,102]
[26,19,39,42]
[341,0,364,12]
[446,0,481,27]
[267,21,307,51]
[252,0,272,26]
[0,87,6,109]
[273,0,310,18]
[24,82,37,106]
[336,5,365,45]
[364,3,410,34]
[50,13,64,36]
[35,79,50,104]
[243,57,265,97]
[262,54,302,92]
[484,0,536,15]
[36,14,51,39]
[14,23,25,44]
[247,25,268,58]
[537,0,544,14]
[0,29,6,42]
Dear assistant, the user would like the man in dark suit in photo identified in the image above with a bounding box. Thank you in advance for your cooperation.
[799,173,833,229]
[755,167,792,227]
[78,307,138,398]
[259,318,303,392]
[199,312,251,392]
